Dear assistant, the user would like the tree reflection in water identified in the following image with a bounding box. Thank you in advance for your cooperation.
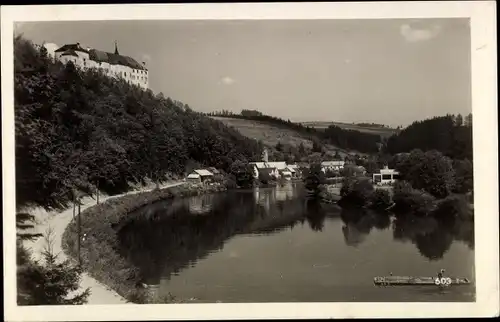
[340,207,391,247]
[392,215,474,261]
[304,198,326,232]
[115,184,307,285]
[339,206,474,261]
[114,183,474,291]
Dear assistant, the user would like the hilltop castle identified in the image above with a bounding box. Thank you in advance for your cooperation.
[41,41,149,90]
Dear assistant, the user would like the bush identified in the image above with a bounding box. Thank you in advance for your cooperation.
[432,194,473,221]
[392,181,436,216]
[370,189,392,211]
[339,177,374,207]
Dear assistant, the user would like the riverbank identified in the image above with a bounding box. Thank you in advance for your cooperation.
[61,182,227,303]
[21,180,186,304]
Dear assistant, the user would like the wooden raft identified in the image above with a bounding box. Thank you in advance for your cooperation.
[373,276,471,286]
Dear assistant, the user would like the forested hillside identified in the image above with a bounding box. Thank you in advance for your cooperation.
[385,114,473,160]
[14,36,262,210]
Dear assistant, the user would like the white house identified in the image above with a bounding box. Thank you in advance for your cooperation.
[250,162,281,179]
[373,166,400,185]
[52,42,149,90]
[321,160,345,173]
[285,164,300,178]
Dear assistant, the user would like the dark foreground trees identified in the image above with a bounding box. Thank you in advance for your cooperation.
[17,213,90,305]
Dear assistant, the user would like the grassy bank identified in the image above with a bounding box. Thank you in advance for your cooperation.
[61,183,227,303]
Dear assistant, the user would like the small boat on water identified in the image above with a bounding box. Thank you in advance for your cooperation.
[374,276,471,286]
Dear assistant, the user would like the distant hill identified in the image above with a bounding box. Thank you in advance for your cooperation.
[385,114,472,160]
[207,110,384,155]
[211,116,366,158]
[301,121,398,138]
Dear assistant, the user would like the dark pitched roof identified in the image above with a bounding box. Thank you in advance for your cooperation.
[88,49,146,70]
[55,43,89,54]
[60,49,79,57]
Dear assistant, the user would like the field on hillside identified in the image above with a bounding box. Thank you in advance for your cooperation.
[211,117,361,157]
[301,121,397,138]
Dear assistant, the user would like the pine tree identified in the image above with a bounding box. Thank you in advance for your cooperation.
[17,215,90,305]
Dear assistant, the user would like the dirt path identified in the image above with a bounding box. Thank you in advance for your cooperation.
[22,181,186,305]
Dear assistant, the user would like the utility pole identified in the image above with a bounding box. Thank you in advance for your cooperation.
[77,199,81,266]
[96,180,100,204]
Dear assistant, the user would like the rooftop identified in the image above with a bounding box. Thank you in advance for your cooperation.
[194,169,214,177]
[321,160,345,166]
[250,162,287,170]
[55,42,147,71]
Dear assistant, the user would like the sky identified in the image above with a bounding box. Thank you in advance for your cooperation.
[15,19,471,127]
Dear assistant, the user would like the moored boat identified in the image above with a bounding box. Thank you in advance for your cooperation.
[374,276,471,286]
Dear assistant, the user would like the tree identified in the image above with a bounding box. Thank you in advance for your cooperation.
[17,217,90,305]
[340,177,374,206]
[298,142,306,155]
[394,149,456,198]
[392,181,436,216]
[229,160,254,187]
[275,141,284,152]
[311,138,323,153]
[453,158,473,193]
[465,113,472,127]
[304,163,326,197]
[370,189,392,210]
[455,114,463,127]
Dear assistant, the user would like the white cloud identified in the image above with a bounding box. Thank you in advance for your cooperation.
[220,76,235,85]
[400,24,441,42]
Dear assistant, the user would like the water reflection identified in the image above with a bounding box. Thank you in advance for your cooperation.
[336,206,474,260]
[340,207,391,247]
[305,199,326,232]
[392,216,474,261]
[115,183,474,289]
[188,194,215,215]
[116,183,306,284]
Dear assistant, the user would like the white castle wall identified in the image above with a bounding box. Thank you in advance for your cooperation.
[52,47,149,90]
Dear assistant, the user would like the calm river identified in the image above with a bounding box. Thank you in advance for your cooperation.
[116,183,475,302]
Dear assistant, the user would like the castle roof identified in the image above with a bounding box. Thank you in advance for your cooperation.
[89,49,146,70]
[55,43,89,54]
[55,43,147,70]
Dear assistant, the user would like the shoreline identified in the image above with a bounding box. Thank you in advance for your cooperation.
[22,180,187,305]
[60,182,227,303]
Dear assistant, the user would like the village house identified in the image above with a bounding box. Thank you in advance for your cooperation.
[373,166,400,185]
[285,164,300,178]
[321,160,345,173]
[186,173,201,184]
[187,169,214,184]
[250,162,281,180]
